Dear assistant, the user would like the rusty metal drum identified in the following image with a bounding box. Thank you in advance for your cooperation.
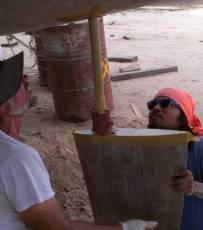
[74,128,195,230]
[41,18,113,121]
[33,30,49,87]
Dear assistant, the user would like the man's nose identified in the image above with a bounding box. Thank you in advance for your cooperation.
[152,104,162,111]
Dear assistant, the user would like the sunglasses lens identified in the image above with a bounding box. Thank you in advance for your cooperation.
[147,100,157,110]
[160,99,171,108]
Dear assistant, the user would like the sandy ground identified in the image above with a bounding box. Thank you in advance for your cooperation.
[1,5,203,222]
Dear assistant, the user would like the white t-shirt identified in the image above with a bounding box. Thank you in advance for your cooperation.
[0,47,3,60]
[0,131,55,229]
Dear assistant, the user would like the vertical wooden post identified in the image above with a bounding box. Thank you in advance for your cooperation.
[88,15,113,135]
[89,16,107,113]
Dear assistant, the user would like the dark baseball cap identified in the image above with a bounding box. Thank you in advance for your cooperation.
[0,52,23,105]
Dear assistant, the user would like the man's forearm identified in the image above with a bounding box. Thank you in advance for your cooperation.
[65,221,122,230]
[193,181,203,199]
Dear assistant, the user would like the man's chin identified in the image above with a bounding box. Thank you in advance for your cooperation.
[148,123,163,129]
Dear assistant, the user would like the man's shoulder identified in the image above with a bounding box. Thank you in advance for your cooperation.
[196,137,203,145]
[0,131,39,166]
[189,137,203,154]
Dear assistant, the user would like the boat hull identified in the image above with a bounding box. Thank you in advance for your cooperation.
[0,0,197,35]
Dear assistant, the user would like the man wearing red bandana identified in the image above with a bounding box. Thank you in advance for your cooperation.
[148,88,203,230]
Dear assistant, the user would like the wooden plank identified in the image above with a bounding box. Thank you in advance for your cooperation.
[130,104,147,126]
[108,56,138,63]
[1,42,18,47]
[119,63,141,73]
[111,66,178,82]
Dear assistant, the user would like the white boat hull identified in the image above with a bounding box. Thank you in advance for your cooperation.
[0,0,198,35]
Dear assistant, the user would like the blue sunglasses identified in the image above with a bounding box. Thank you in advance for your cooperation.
[147,98,180,110]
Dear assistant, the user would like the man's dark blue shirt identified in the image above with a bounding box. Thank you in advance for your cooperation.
[181,138,203,230]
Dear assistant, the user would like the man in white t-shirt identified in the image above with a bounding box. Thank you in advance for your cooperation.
[0,52,158,230]
[0,130,158,230]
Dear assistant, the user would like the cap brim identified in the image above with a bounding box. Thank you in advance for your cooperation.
[0,52,24,105]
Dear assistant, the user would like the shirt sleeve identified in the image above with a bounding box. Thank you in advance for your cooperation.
[0,147,55,212]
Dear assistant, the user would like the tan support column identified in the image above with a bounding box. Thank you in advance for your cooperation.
[88,16,107,112]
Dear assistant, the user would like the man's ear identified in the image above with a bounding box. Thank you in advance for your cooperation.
[178,113,192,133]
[178,116,185,129]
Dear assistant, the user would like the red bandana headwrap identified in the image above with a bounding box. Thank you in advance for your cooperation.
[154,88,203,136]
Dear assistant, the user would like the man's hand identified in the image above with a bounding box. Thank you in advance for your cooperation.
[121,219,158,230]
[172,169,194,195]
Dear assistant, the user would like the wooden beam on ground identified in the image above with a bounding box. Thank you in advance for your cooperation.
[1,42,18,47]
[130,104,147,126]
[108,56,138,63]
[119,63,141,73]
[111,66,178,82]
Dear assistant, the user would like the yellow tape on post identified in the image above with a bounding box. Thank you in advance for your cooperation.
[102,58,110,80]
